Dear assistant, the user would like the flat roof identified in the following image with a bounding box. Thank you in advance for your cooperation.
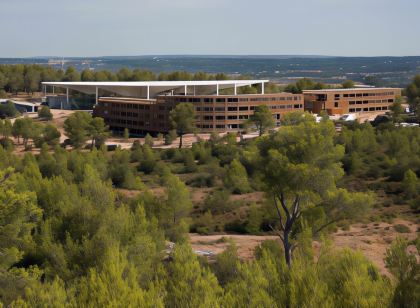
[302,87,400,93]
[42,80,269,99]
[0,99,40,107]
[42,80,268,87]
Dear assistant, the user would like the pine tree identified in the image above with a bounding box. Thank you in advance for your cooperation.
[166,243,222,307]
[224,159,251,194]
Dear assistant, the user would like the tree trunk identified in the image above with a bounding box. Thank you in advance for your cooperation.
[283,229,292,268]
[179,134,183,148]
[272,194,300,269]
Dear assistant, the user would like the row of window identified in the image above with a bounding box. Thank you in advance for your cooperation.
[195,104,302,112]
[197,124,244,129]
[348,99,393,105]
[338,92,395,98]
[102,102,153,110]
[349,106,388,112]
[201,115,250,121]
[175,96,301,103]
[107,118,166,128]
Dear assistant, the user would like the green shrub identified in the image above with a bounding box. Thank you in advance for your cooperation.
[38,106,53,120]
[186,173,215,188]
[394,224,410,233]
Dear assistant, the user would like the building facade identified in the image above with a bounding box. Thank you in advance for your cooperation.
[303,88,401,115]
[93,93,304,134]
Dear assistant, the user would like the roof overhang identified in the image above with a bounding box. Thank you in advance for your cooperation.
[42,80,269,98]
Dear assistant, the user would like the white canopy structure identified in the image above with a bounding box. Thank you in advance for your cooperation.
[42,80,269,104]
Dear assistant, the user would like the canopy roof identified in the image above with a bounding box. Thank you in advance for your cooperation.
[42,80,268,99]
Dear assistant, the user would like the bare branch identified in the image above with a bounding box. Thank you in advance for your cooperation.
[0,172,12,185]
[268,224,284,243]
[272,195,285,231]
[314,218,341,236]
[279,192,291,219]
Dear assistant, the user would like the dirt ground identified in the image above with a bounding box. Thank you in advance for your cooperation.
[189,216,419,274]
[189,234,279,260]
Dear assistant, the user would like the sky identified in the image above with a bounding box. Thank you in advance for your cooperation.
[0,0,419,57]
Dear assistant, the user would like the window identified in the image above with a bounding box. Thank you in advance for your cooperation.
[239,106,248,111]
[215,116,225,120]
[216,98,225,103]
[204,98,213,103]
[228,98,238,102]
[227,107,238,111]
[228,115,237,120]
[334,102,339,108]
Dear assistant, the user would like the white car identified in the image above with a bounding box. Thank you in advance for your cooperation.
[399,122,419,127]
[340,114,357,121]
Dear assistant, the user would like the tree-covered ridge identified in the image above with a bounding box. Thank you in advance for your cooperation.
[0,114,419,306]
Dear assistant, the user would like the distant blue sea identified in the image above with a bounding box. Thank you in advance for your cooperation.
[1,55,419,87]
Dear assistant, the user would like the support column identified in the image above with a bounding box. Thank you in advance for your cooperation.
[52,86,55,94]
[66,88,69,104]
[216,84,219,96]
[184,85,187,95]
[146,86,150,100]
[234,84,237,95]
[193,85,196,95]
[261,82,265,95]
[95,87,98,105]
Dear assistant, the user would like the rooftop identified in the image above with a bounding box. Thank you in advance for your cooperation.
[42,80,269,99]
[302,87,401,93]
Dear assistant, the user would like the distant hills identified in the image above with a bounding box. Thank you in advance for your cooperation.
[1,55,419,87]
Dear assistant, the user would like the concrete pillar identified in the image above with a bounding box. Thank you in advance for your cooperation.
[184,85,187,95]
[66,88,69,104]
[234,83,237,95]
[216,84,219,96]
[95,87,98,105]
[146,86,150,99]
[261,82,265,95]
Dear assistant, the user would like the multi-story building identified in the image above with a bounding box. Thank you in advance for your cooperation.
[93,93,303,134]
[42,80,303,134]
[303,88,401,115]
[41,81,401,135]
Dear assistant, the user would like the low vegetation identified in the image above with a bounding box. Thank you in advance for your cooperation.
[0,108,419,306]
